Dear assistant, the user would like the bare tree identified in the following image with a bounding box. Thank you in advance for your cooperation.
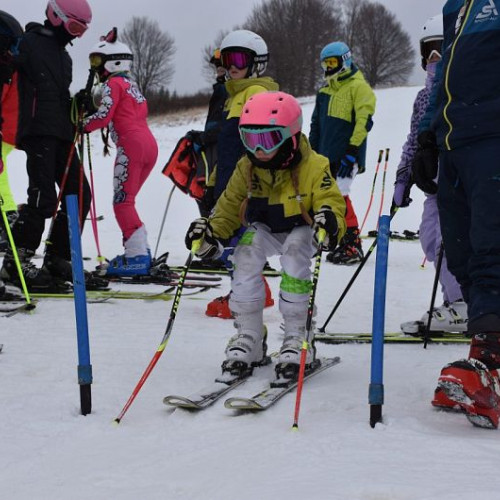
[201,29,230,85]
[341,0,414,87]
[121,17,176,96]
[245,0,343,96]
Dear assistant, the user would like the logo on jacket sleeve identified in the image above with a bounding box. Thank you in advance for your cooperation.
[476,0,498,21]
[320,171,333,190]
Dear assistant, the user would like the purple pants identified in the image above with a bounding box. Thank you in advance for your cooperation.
[419,193,463,303]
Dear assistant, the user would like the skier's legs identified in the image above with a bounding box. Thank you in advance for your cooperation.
[49,140,91,260]
[419,193,462,303]
[230,223,281,306]
[278,225,316,366]
[0,142,17,212]
[439,139,500,332]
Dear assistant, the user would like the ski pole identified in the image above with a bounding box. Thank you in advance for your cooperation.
[369,215,390,428]
[420,256,427,269]
[359,149,383,234]
[423,241,444,349]
[85,134,106,269]
[153,183,176,260]
[113,239,201,424]
[318,208,398,333]
[376,148,390,229]
[66,194,93,415]
[45,68,97,254]
[292,229,326,430]
[0,194,35,309]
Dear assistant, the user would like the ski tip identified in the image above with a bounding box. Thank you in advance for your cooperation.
[25,303,37,311]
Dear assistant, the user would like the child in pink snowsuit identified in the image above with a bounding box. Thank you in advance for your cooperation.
[83,33,158,276]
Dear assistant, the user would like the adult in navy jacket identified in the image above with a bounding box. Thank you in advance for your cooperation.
[414,0,500,429]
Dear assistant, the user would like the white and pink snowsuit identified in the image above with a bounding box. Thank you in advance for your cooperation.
[83,75,158,256]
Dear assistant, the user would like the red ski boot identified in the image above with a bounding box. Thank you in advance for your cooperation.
[436,358,500,429]
[206,277,274,319]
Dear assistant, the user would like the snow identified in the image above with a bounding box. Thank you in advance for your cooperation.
[2,86,500,500]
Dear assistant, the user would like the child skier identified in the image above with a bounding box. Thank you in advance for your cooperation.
[201,29,279,318]
[392,14,467,347]
[82,29,158,276]
[185,91,346,378]
[309,41,376,265]
[0,9,23,302]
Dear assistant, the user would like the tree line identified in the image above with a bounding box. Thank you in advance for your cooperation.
[122,0,414,116]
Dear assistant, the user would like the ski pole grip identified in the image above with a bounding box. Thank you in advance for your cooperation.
[191,238,202,256]
[317,228,326,245]
[377,149,383,162]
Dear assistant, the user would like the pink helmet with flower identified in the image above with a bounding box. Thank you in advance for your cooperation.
[46,0,92,38]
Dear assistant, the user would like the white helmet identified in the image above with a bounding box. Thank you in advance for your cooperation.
[420,14,443,69]
[220,29,269,76]
[90,39,133,75]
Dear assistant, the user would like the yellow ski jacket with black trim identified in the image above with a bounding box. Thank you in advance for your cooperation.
[210,134,346,242]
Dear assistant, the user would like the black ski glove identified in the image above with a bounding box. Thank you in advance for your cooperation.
[312,207,338,249]
[185,217,223,259]
[74,88,95,115]
[412,131,438,195]
[186,130,205,148]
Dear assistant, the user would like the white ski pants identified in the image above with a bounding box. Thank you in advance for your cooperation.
[229,223,315,321]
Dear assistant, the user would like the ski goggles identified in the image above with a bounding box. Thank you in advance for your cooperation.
[220,50,253,70]
[239,126,293,154]
[421,39,442,62]
[49,0,88,37]
[321,57,340,71]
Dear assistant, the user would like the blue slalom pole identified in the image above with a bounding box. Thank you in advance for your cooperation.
[66,194,92,415]
[369,214,390,427]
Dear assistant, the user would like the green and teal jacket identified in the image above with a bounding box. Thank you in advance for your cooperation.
[309,67,376,172]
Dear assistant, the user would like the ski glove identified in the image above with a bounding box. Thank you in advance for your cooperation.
[186,130,205,153]
[337,145,359,179]
[412,131,438,195]
[392,164,413,209]
[74,89,95,115]
[185,217,223,260]
[312,207,338,249]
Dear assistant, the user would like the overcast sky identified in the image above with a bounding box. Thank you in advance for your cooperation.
[3,0,445,93]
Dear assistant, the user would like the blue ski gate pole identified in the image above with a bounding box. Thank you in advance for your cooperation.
[66,194,92,416]
[369,215,390,428]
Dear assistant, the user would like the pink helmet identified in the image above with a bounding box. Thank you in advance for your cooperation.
[46,0,92,38]
[240,91,302,135]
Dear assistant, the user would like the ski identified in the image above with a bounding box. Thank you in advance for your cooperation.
[169,265,281,278]
[314,332,469,344]
[224,356,341,411]
[31,289,175,301]
[163,357,274,411]
[104,275,222,286]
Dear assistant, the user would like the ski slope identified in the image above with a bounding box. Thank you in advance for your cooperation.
[2,86,499,500]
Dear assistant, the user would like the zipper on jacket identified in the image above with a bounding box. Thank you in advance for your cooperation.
[443,0,474,150]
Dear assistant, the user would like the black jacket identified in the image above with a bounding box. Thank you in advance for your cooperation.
[15,22,74,147]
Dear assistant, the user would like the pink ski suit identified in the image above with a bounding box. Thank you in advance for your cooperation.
[83,75,158,243]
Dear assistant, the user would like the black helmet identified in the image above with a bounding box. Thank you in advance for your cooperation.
[0,10,23,56]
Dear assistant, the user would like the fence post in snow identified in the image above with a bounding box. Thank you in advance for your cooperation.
[369,214,390,428]
[66,194,92,416]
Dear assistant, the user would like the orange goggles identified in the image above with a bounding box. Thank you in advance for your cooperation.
[321,57,340,70]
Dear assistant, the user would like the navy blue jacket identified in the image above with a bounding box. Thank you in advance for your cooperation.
[421,0,500,150]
